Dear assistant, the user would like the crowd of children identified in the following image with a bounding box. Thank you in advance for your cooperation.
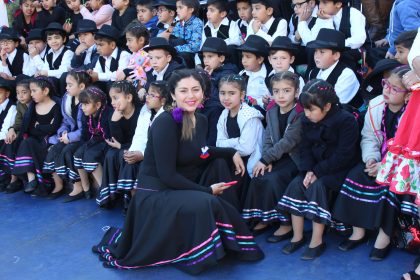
[1,0,420,276]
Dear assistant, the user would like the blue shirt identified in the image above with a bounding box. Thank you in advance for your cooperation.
[172,15,203,53]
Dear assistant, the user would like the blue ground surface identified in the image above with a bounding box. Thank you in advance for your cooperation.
[0,191,415,280]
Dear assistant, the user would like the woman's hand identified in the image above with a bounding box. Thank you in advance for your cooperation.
[105,137,121,149]
[233,152,245,177]
[210,182,231,195]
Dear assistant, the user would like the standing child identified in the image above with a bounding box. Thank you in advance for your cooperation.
[236,0,252,41]
[33,0,66,28]
[135,0,159,37]
[238,35,270,109]
[42,70,91,199]
[246,0,288,44]
[111,0,137,34]
[23,29,49,77]
[70,86,112,202]
[153,0,177,36]
[0,79,32,193]
[278,79,359,260]
[12,0,37,44]
[0,28,30,79]
[216,74,264,210]
[159,0,203,68]
[80,0,114,28]
[333,66,417,260]
[97,81,141,208]
[242,72,302,242]
[0,80,17,192]
[13,76,62,195]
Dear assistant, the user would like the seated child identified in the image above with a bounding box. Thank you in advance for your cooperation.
[63,0,84,36]
[70,86,113,202]
[278,79,359,261]
[394,30,418,65]
[307,28,361,107]
[246,0,288,45]
[1,79,32,193]
[216,74,264,210]
[111,0,137,34]
[42,70,91,199]
[0,28,30,78]
[12,0,37,43]
[333,66,416,261]
[159,0,203,68]
[0,80,17,147]
[236,0,252,41]
[80,0,114,28]
[238,35,270,109]
[89,25,131,85]
[34,0,66,28]
[12,76,62,196]
[38,22,74,93]
[116,22,151,88]
[71,19,99,71]
[153,0,177,36]
[136,0,159,37]
[143,37,184,89]
[23,28,49,77]
[199,37,239,146]
[266,36,305,93]
[242,71,302,241]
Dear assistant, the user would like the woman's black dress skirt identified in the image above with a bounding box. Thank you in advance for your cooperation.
[333,163,419,236]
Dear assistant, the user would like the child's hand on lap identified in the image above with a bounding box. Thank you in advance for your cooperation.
[59,131,70,144]
[303,171,314,188]
[105,137,122,149]
[123,151,143,164]
[252,161,267,177]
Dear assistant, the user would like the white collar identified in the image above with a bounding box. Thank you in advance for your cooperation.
[205,17,230,29]
[104,47,119,59]
[40,47,47,58]
[0,98,9,111]
[153,63,169,76]
[6,48,17,63]
[239,19,249,27]
[246,64,267,78]
[333,8,343,27]
[268,66,295,76]
[261,16,275,31]
[49,45,65,55]
[319,60,339,77]
[312,6,319,18]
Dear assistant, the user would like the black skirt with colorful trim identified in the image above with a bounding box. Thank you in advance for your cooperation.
[43,142,81,182]
[333,163,418,236]
[0,140,18,181]
[242,156,298,225]
[74,140,108,173]
[92,187,264,274]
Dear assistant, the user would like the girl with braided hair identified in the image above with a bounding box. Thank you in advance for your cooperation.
[68,86,113,202]
[278,79,360,260]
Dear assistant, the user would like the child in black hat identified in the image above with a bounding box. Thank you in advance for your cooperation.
[306,28,361,107]
[89,24,131,88]
[238,35,270,110]
[37,23,74,96]
[153,0,177,36]
[199,37,239,146]
[71,19,99,71]
[33,0,66,28]
[0,28,30,79]
[23,29,49,77]
[266,36,305,93]
[246,0,288,45]
[143,37,184,90]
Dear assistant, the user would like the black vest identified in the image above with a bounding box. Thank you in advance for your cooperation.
[291,14,317,35]
[6,48,25,76]
[237,20,247,39]
[309,61,348,86]
[0,100,14,129]
[46,47,69,70]
[99,48,123,73]
[338,6,351,39]
[204,19,231,40]
[267,18,282,36]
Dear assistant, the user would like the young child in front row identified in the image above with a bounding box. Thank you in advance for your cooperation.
[12,76,62,196]
[394,30,418,66]
[246,0,288,45]
[278,79,359,260]
[216,74,264,210]
[238,35,270,110]
[42,70,91,200]
[0,79,32,193]
[236,0,253,41]
[333,66,417,261]
[71,87,113,201]
[242,71,303,241]
[97,81,141,208]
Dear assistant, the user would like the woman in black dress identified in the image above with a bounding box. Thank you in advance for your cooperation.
[92,69,264,274]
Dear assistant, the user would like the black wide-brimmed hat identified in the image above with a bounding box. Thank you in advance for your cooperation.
[0,78,13,91]
[269,36,298,54]
[366,59,403,81]
[94,24,120,41]
[152,0,176,10]
[26,29,44,43]
[144,37,177,57]
[42,22,67,38]
[307,28,345,51]
[74,19,98,36]
[0,27,20,42]
[237,35,269,57]
[199,37,229,56]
